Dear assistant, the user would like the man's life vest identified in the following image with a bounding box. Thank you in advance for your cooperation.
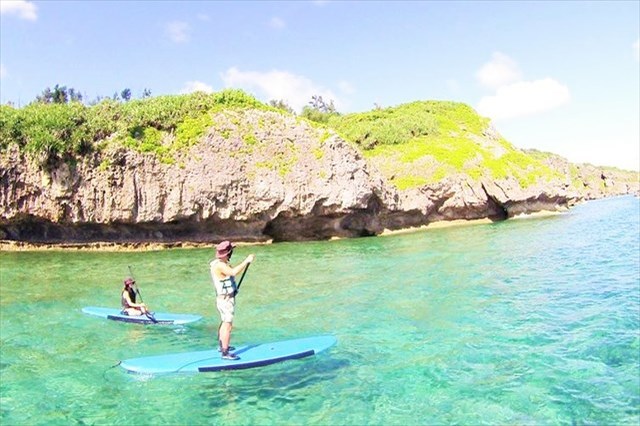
[210,259,238,296]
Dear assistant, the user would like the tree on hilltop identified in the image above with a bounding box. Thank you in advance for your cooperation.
[35,84,83,104]
[301,94,339,123]
[121,88,132,102]
[269,99,294,114]
[309,95,336,113]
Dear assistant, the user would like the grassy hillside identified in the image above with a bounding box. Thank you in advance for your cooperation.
[1,91,636,194]
[328,101,565,189]
[0,89,269,166]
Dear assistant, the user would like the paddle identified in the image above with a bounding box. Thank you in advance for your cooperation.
[235,262,251,294]
[127,265,158,323]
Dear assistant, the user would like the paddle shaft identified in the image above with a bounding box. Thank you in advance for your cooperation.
[127,265,146,302]
[127,265,157,323]
[236,262,251,293]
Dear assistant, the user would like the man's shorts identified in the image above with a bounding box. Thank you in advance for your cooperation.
[216,295,235,323]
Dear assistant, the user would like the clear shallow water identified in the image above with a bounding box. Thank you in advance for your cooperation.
[1,196,638,425]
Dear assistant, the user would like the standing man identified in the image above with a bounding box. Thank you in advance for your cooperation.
[210,240,255,360]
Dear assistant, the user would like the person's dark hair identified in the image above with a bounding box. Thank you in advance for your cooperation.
[125,286,136,303]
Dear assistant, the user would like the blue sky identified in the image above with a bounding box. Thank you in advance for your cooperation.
[1,0,639,171]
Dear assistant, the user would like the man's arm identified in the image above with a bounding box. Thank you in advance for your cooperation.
[217,255,254,277]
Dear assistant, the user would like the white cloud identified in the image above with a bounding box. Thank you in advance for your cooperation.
[477,78,570,121]
[220,67,341,113]
[476,52,522,90]
[0,63,6,79]
[166,21,190,43]
[197,13,210,22]
[338,80,355,94]
[179,81,214,94]
[634,38,639,62]
[0,0,37,21]
[269,16,285,30]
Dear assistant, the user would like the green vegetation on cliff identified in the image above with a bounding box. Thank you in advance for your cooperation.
[1,90,636,195]
[328,101,563,189]
[0,89,268,166]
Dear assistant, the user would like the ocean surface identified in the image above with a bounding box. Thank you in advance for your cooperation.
[1,195,639,425]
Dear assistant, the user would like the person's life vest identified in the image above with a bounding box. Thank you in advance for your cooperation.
[210,259,237,296]
[121,287,137,309]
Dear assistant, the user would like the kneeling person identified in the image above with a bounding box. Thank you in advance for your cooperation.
[121,277,150,316]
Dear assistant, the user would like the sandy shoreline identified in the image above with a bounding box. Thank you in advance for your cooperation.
[377,209,565,237]
[0,211,565,252]
[378,217,494,236]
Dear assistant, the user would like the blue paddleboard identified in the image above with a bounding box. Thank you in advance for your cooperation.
[120,335,337,374]
[82,306,202,325]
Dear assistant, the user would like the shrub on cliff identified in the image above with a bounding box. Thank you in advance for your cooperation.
[328,101,563,189]
[0,102,92,166]
[0,89,267,167]
[328,101,486,149]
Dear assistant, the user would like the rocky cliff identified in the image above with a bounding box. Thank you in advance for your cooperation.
[0,107,637,247]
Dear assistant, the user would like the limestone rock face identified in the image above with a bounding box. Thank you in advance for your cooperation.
[0,109,637,244]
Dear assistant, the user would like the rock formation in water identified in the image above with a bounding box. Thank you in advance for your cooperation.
[0,108,637,246]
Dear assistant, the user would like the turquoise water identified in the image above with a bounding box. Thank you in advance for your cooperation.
[1,196,639,425]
